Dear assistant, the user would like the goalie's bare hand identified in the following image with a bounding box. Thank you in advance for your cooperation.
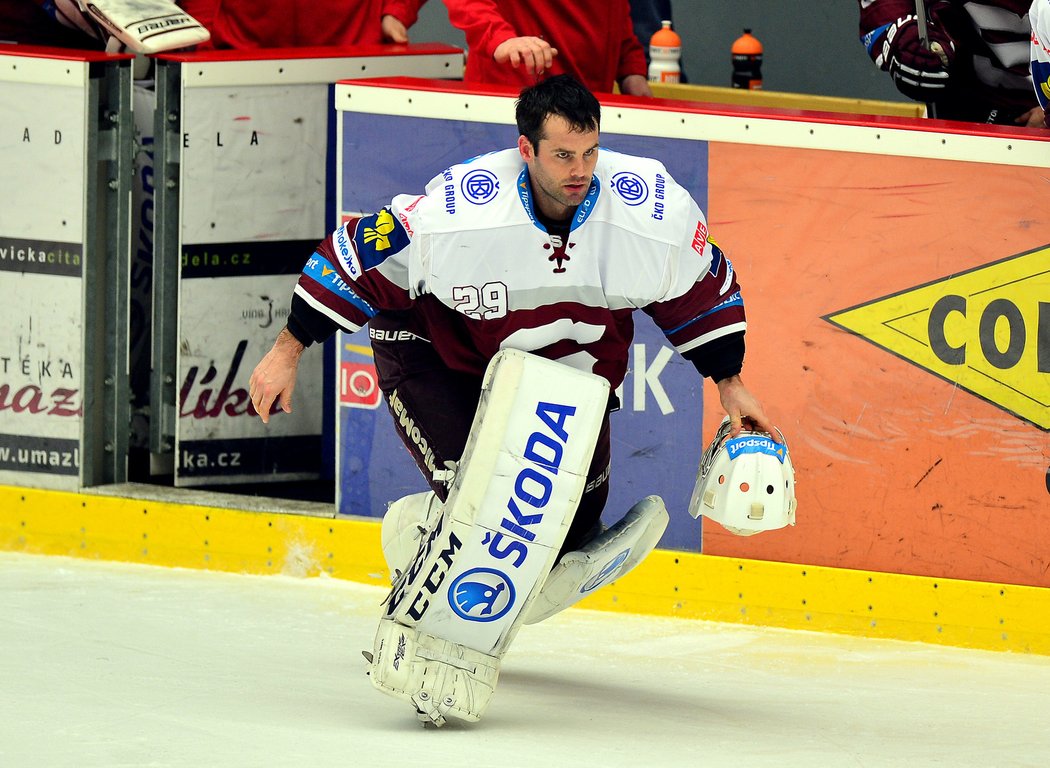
[494,36,558,76]
[249,327,304,424]
[715,375,774,437]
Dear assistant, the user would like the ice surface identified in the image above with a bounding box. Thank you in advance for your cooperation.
[1,551,1048,768]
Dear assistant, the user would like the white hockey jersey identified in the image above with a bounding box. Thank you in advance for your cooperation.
[290,147,746,389]
[1032,0,1050,119]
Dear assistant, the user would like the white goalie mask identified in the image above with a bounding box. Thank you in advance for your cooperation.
[688,417,796,536]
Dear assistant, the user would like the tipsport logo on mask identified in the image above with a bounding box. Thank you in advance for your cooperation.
[726,435,786,463]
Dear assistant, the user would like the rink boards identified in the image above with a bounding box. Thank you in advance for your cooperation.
[2,482,1049,655]
[330,78,1050,590]
[2,66,1049,656]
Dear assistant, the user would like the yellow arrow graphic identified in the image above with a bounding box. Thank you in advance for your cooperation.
[825,245,1049,430]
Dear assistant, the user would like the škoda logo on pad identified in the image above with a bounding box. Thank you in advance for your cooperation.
[824,244,1049,431]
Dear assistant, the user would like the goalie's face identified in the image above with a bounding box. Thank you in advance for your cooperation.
[518,114,599,221]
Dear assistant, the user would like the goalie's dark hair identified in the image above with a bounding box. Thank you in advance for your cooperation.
[515,74,601,149]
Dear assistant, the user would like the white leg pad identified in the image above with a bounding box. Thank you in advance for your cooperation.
[368,618,500,727]
[368,349,609,725]
[381,491,443,580]
[524,495,669,624]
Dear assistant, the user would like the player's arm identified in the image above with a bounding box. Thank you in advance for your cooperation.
[645,237,767,436]
[442,0,556,74]
[858,0,957,101]
[249,327,304,424]
[715,374,773,436]
[644,221,745,378]
[381,0,425,42]
[642,184,771,436]
[249,205,417,422]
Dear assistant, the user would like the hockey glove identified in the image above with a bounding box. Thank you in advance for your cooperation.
[44,0,210,53]
[868,15,956,102]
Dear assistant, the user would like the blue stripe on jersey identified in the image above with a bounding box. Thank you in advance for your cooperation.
[708,242,725,277]
[1033,59,1050,110]
[517,168,545,233]
[861,23,892,55]
[302,252,376,318]
[570,177,600,232]
[516,168,601,233]
[665,290,743,335]
[351,208,410,271]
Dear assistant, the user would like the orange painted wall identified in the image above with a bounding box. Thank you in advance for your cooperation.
[702,144,1049,587]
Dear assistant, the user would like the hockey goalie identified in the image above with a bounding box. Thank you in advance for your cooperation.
[247,74,795,727]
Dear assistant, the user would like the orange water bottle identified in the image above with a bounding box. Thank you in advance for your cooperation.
[648,20,681,84]
[731,28,763,89]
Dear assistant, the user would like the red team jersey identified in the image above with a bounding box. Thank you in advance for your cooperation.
[442,0,647,93]
[287,148,746,390]
[179,0,426,49]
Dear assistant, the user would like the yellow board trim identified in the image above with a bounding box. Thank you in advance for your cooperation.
[3,484,1048,655]
[647,82,926,118]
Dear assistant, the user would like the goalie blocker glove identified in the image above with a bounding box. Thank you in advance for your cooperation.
[44,0,210,53]
[862,13,956,102]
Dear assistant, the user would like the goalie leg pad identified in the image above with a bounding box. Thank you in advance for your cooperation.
[380,491,443,581]
[524,495,669,624]
[369,349,609,724]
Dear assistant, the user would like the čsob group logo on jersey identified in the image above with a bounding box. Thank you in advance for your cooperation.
[448,567,515,622]
[462,170,499,205]
[610,171,648,206]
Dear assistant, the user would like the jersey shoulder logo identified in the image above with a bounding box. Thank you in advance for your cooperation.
[610,171,648,206]
[461,169,499,204]
[353,208,410,270]
[362,209,396,250]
